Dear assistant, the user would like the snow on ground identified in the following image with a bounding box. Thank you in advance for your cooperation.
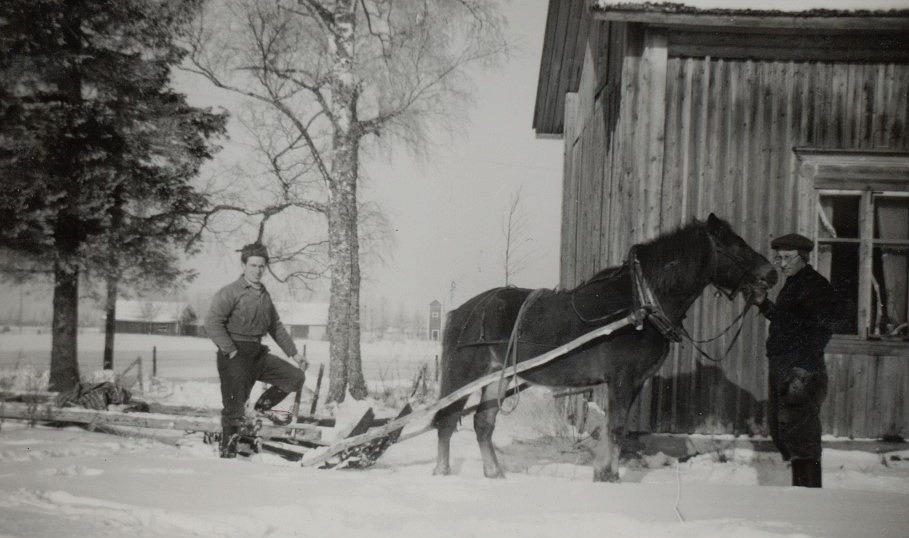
[1,331,908,537]
[1,383,907,538]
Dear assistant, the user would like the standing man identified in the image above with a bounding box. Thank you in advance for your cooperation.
[752,233,836,488]
[205,242,308,458]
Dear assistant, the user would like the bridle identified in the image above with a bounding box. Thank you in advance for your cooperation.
[705,229,758,301]
[684,228,761,362]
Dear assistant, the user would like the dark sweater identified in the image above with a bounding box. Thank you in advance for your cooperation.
[758,264,835,370]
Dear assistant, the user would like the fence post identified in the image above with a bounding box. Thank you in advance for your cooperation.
[310,363,325,416]
[434,354,439,382]
[152,346,157,377]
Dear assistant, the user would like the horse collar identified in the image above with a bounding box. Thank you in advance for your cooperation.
[628,246,682,343]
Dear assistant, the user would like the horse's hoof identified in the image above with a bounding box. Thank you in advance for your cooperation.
[483,468,506,479]
[592,468,620,483]
[433,465,451,476]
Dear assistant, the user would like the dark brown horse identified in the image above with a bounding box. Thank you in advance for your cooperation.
[431,214,777,481]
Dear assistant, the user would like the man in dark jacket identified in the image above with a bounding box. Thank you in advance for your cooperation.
[205,242,308,458]
[752,233,836,488]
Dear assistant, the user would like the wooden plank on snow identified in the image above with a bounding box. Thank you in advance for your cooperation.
[0,402,323,443]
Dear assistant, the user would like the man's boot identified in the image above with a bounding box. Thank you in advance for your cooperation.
[220,424,239,458]
[254,386,291,425]
[790,460,803,486]
[802,459,822,488]
[791,459,822,488]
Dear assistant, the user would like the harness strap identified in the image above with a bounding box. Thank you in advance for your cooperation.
[497,288,546,412]
[628,246,682,343]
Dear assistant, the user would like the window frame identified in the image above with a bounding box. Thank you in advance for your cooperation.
[795,148,909,356]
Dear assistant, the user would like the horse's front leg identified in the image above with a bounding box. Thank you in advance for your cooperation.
[475,379,507,478]
[591,385,624,482]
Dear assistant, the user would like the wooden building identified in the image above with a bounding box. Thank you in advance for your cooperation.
[429,300,443,341]
[533,0,909,439]
[114,300,189,336]
[272,301,329,340]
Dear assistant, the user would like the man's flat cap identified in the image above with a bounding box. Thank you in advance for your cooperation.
[771,233,813,252]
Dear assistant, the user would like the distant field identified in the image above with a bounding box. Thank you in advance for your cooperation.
[0,327,441,388]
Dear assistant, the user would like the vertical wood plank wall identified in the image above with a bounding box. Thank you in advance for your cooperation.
[561,24,909,439]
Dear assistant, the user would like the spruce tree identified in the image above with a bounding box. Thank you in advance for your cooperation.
[0,0,226,389]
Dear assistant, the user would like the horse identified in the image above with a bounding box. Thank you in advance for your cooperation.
[431,214,777,481]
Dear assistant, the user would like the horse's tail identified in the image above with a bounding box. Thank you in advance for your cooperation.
[431,304,467,429]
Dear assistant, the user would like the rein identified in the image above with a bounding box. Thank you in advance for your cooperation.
[677,302,752,363]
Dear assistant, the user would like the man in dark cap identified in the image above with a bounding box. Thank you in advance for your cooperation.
[752,233,836,487]
[205,242,308,458]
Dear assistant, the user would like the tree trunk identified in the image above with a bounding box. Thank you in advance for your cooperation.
[325,0,368,402]
[48,0,84,392]
[326,193,353,402]
[347,195,368,399]
[50,260,80,391]
[103,273,119,370]
[102,189,124,370]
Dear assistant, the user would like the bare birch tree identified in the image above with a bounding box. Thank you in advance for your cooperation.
[502,185,532,286]
[185,0,507,401]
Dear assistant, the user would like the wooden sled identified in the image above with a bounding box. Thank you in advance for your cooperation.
[0,391,413,465]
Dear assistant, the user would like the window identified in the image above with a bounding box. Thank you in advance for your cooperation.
[817,191,908,338]
[797,149,909,342]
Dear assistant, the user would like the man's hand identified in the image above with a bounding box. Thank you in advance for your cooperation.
[292,353,309,371]
[750,286,767,305]
[228,349,238,359]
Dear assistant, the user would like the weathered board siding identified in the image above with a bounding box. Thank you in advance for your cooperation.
[561,24,909,438]
[825,354,908,439]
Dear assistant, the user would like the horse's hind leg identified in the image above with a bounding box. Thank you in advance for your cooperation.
[475,380,507,478]
[433,401,463,476]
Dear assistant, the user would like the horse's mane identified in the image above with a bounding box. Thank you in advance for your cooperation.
[578,218,713,293]
[638,219,714,293]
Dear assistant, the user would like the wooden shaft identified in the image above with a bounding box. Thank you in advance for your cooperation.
[301,313,637,467]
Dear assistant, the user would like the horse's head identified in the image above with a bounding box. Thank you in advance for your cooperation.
[705,214,777,300]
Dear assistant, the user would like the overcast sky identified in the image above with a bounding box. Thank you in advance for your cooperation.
[361,3,563,310]
[181,1,564,313]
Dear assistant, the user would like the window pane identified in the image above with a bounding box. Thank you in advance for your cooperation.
[819,195,861,239]
[819,242,859,335]
[874,196,908,240]
[871,246,908,337]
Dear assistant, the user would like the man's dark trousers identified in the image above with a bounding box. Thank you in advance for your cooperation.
[217,341,305,429]
[768,354,828,487]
